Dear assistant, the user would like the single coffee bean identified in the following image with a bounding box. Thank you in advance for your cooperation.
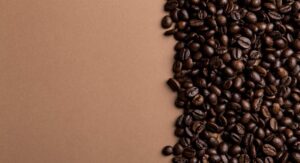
[186,87,199,98]
[203,45,214,56]
[262,144,277,156]
[162,146,173,155]
[218,142,229,154]
[292,152,300,162]
[238,37,251,49]
[229,145,241,155]
[183,147,196,158]
[239,154,250,163]
[162,16,173,28]
[167,78,181,91]
[271,137,283,149]
[264,156,274,163]
[269,118,278,132]
[173,143,184,155]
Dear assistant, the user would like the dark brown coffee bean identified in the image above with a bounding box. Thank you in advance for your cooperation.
[162,16,173,28]
[292,152,300,162]
[173,143,184,155]
[246,12,257,23]
[269,118,278,132]
[271,137,283,149]
[183,147,196,158]
[167,78,180,91]
[206,122,219,132]
[208,93,218,105]
[230,133,241,143]
[231,60,245,71]
[209,154,221,163]
[238,37,251,49]
[172,156,187,163]
[230,145,241,155]
[218,142,229,154]
[264,157,274,163]
[203,45,214,56]
[250,144,256,158]
[250,71,261,82]
[186,87,199,98]
[232,48,242,59]
[162,146,173,155]
[231,11,241,20]
[268,11,282,20]
[192,94,204,106]
[256,128,265,139]
[178,48,190,61]
[262,144,277,156]
[239,154,250,163]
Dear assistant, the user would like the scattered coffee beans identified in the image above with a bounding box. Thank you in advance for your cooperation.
[162,0,300,162]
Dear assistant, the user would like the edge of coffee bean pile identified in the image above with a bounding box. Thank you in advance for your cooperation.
[161,0,300,162]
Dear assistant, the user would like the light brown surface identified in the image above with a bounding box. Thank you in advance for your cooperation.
[0,0,179,163]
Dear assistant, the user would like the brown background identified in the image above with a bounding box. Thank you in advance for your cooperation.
[0,0,179,163]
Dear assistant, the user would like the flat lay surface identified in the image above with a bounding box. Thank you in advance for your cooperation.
[0,0,176,162]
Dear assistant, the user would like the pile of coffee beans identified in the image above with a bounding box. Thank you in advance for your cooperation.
[161,0,300,162]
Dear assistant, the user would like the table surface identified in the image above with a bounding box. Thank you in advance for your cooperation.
[0,0,179,163]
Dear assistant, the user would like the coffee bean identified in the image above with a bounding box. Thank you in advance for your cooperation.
[230,145,241,155]
[183,147,196,158]
[264,157,274,163]
[167,78,181,91]
[186,87,199,98]
[162,16,173,28]
[268,119,278,133]
[162,146,173,155]
[246,12,257,23]
[271,137,283,149]
[192,121,205,134]
[292,152,300,162]
[206,122,219,132]
[268,11,282,20]
[238,37,251,49]
[250,71,261,82]
[239,154,250,163]
[232,60,245,71]
[209,154,220,163]
[203,45,214,56]
[172,156,187,163]
[218,142,229,154]
[208,93,218,105]
[173,143,184,155]
[231,11,241,20]
[262,144,277,156]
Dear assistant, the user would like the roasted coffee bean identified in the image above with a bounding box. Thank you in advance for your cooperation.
[186,87,199,98]
[238,37,251,49]
[271,137,283,149]
[162,16,173,28]
[269,118,278,132]
[173,143,184,155]
[167,78,181,91]
[183,147,196,158]
[262,144,277,156]
[264,157,274,163]
[230,145,241,155]
[239,154,250,163]
[162,146,173,155]
[172,156,187,163]
[292,152,300,162]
